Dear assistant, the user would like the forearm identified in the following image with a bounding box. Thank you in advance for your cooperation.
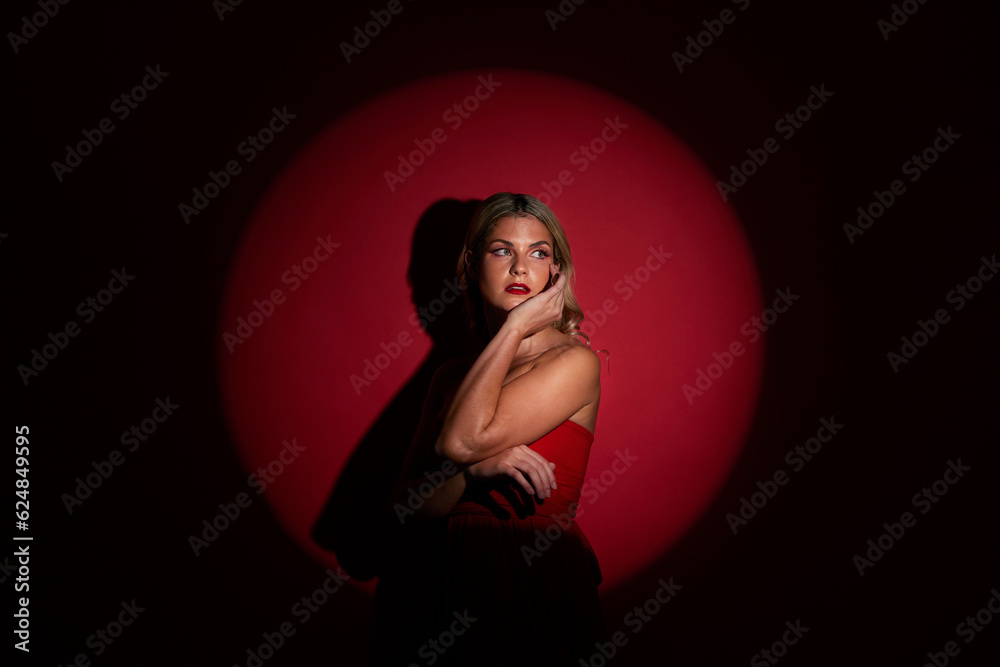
[434,322,523,463]
[391,466,470,522]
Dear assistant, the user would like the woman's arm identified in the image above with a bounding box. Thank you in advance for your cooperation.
[392,447,558,522]
[390,361,557,522]
[434,267,601,465]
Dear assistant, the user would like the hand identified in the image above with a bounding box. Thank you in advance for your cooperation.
[506,264,566,338]
[466,445,558,498]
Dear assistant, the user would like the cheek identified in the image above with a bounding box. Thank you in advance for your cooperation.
[480,264,506,292]
[485,257,513,277]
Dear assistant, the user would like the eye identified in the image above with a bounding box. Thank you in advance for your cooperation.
[531,249,550,259]
[490,247,511,256]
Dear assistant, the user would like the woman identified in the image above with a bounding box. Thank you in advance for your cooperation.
[388,192,606,666]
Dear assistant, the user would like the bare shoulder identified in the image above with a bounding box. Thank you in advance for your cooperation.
[537,336,601,384]
[533,336,601,432]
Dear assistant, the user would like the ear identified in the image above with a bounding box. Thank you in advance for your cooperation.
[465,250,479,280]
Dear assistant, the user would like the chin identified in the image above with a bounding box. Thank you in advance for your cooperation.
[484,295,523,316]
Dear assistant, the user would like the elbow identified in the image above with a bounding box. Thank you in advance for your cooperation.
[435,436,476,465]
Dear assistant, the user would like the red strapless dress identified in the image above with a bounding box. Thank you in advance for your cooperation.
[433,419,606,666]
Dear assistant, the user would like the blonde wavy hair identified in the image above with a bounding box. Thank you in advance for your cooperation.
[456,192,591,348]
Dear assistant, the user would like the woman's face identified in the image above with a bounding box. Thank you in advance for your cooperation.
[477,214,558,313]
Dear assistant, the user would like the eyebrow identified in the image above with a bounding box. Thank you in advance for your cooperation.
[488,239,552,248]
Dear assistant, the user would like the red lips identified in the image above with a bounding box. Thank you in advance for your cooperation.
[505,283,530,294]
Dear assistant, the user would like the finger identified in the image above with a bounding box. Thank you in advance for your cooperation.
[548,269,562,289]
[498,458,535,495]
[527,453,557,495]
[550,278,566,303]
[548,264,564,287]
[515,445,554,487]
[517,464,545,498]
[508,468,536,497]
[543,282,565,315]
[520,448,557,491]
[552,291,565,313]
[529,460,556,499]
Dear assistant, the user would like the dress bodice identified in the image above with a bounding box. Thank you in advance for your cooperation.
[449,419,595,522]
